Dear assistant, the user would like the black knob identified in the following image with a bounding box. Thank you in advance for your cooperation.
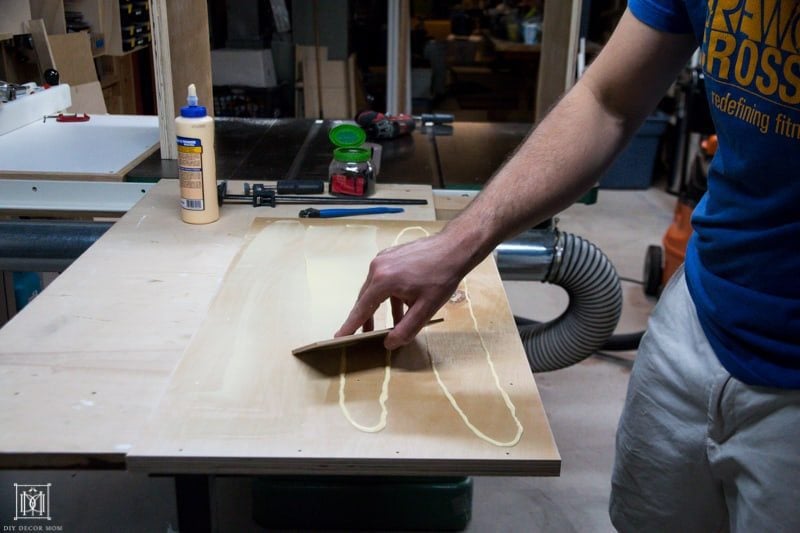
[44,68,60,86]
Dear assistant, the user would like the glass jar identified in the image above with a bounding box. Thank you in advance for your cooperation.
[329,147,375,196]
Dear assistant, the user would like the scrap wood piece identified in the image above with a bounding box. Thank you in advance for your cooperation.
[292,318,444,356]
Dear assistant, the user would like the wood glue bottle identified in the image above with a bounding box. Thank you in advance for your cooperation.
[176,83,219,224]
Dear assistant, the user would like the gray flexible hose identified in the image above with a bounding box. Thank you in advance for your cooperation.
[518,232,623,372]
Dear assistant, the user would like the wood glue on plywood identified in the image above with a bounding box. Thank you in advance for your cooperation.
[336,225,524,446]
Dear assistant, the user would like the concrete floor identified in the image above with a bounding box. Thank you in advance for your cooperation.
[0,187,675,532]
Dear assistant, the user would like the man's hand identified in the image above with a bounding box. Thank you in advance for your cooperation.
[335,232,468,350]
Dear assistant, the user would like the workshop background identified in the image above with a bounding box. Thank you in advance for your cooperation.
[0,0,714,531]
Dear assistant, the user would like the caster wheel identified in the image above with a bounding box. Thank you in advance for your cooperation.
[644,245,664,297]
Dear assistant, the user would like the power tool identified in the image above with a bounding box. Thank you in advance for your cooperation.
[355,111,454,140]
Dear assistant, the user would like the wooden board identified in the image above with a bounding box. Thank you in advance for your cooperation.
[535,0,582,122]
[0,0,31,36]
[0,114,158,180]
[293,318,445,356]
[29,0,67,35]
[150,0,176,158]
[26,19,55,76]
[0,180,436,468]
[49,32,99,86]
[99,53,138,114]
[296,46,356,119]
[166,0,213,118]
[68,81,108,114]
[433,189,478,221]
[151,0,214,159]
[128,218,560,476]
[0,183,236,467]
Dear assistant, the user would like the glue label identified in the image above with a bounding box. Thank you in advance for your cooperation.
[178,136,205,210]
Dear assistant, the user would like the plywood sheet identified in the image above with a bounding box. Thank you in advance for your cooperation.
[0,182,248,466]
[536,0,582,122]
[29,0,67,34]
[49,32,98,86]
[166,0,213,118]
[0,0,31,36]
[128,218,560,476]
[0,180,434,468]
[68,81,107,114]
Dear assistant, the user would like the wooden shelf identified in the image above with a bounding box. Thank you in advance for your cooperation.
[115,43,149,56]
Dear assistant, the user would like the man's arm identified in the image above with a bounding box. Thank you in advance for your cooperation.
[337,10,697,349]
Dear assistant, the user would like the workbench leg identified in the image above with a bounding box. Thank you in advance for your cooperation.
[175,475,212,533]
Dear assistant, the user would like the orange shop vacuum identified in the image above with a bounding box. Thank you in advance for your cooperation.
[643,134,716,296]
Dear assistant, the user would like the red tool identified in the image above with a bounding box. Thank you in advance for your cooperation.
[43,113,90,123]
[355,111,455,140]
[355,110,416,140]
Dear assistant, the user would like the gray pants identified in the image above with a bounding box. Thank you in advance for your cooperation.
[610,266,800,532]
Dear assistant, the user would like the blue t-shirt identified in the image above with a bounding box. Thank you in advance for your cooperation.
[629,0,800,388]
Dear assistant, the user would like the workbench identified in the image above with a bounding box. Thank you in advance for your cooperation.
[0,118,556,530]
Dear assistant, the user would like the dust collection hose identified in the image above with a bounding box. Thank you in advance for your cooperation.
[495,229,623,372]
[515,315,643,352]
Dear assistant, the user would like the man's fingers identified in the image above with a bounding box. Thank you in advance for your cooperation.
[363,316,375,333]
[384,301,437,351]
[335,258,383,337]
[336,304,375,337]
[335,284,386,337]
[390,297,405,327]
[357,264,374,300]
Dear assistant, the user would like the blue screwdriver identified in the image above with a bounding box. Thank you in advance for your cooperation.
[298,207,404,218]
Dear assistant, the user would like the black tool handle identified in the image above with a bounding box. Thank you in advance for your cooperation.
[276,180,325,194]
[274,196,427,206]
[418,113,454,124]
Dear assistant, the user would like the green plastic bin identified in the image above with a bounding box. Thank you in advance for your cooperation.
[252,475,473,531]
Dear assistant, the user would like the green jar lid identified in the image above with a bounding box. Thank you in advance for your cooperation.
[333,147,371,163]
[329,124,366,147]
